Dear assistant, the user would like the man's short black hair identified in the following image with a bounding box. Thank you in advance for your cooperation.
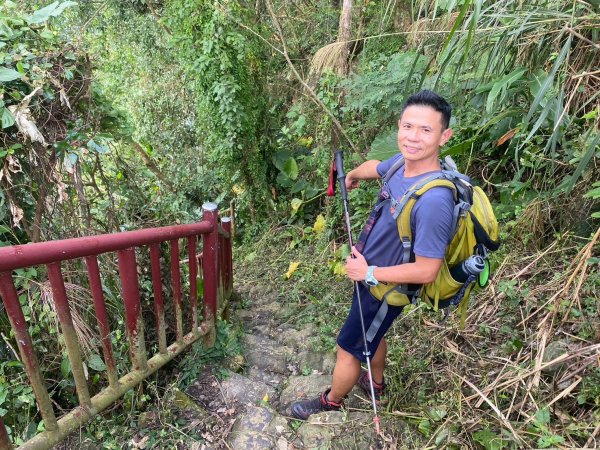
[401,90,452,129]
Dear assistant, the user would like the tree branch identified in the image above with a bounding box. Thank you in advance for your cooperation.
[263,0,362,159]
[131,142,173,189]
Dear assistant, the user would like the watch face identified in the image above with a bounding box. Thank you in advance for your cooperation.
[366,267,377,286]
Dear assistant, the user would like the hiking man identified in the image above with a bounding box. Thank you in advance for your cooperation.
[291,90,455,419]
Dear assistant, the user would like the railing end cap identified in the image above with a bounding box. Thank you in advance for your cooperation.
[221,217,231,223]
[202,202,218,212]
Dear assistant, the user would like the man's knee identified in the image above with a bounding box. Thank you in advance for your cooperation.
[336,345,359,366]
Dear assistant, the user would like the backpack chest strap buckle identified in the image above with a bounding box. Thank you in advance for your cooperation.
[401,237,411,264]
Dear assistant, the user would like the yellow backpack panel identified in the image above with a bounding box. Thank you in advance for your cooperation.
[366,165,500,328]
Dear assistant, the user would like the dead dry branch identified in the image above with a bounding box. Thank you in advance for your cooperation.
[388,226,600,447]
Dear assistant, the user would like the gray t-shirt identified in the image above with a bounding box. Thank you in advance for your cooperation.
[361,154,454,267]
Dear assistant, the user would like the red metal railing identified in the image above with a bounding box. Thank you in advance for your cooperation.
[0,202,233,450]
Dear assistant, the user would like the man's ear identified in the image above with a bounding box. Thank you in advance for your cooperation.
[440,128,453,146]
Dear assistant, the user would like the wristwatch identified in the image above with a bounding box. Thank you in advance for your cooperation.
[365,266,379,286]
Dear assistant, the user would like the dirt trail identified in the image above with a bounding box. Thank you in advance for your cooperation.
[179,279,414,449]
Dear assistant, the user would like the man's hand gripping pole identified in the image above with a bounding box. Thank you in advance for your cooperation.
[334,150,381,434]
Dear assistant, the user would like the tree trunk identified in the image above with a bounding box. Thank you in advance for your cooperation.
[336,0,353,75]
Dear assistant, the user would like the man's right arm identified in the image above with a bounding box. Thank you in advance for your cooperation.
[345,160,381,190]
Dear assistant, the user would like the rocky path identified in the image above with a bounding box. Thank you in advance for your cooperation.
[180,282,405,449]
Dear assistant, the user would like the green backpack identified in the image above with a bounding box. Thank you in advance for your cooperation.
[362,156,500,340]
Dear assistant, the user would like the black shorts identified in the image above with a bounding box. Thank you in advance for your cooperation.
[337,283,404,363]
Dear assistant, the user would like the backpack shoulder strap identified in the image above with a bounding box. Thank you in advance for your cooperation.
[396,176,458,250]
[394,176,460,311]
[382,156,405,183]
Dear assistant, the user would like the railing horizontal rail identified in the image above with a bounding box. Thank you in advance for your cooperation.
[0,202,234,450]
[19,327,210,450]
[0,222,213,272]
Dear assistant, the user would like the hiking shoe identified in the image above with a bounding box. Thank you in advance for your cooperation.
[357,369,386,405]
[290,388,342,420]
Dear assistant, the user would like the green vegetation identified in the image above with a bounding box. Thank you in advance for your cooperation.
[1,0,598,447]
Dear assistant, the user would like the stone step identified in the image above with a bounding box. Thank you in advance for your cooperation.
[220,370,277,407]
[242,333,293,374]
[228,405,291,450]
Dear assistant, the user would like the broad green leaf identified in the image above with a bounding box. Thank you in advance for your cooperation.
[28,1,76,24]
[276,171,293,188]
[336,243,350,259]
[434,427,450,446]
[429,407,447,421]
[1,108,14,128]
[291,179,307,194]
[473,429,505,450]
[273,150,291,171]
[40,30,54,40]
[0,67,21,82]
[87,139,109,154]
[28,2,59,24]
[332,261,346,276]
[0,385,7,405]
[537,434,564,448]
[87,354,106,372]
[63,152,78,172]
[418,419,431,437]
[290,198,302,211]
[60,355,71,378]
[367,129,397,161]
[52,1,78,17]
[282,157,298,180]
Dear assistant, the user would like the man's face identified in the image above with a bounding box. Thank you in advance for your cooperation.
[397,105,452,165]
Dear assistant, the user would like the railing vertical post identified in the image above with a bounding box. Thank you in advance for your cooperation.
[47,262,92,410]
[149,244,167,355]
[229,200,235,239]
[221,217,232,297]
[0,273,58,432]
[202,202,219,347]
[85,256,119,388]
[218,228,225,304]
[188,236,199,336]
[0,416,12,450]
[117,248,148,372]
[170,240,183,344]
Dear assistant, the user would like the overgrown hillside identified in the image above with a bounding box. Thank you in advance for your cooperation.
[0,0,598,448]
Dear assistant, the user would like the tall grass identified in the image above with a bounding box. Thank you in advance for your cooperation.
[406,0,599,194]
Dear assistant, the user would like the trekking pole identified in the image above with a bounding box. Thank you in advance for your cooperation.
[334,150,381,434]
